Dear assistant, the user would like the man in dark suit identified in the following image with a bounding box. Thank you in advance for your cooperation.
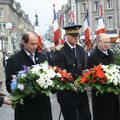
[6,31,52,120]
[87,33,119,120]
[54,25,91,120]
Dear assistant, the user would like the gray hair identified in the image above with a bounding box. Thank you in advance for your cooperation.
[97,33,109,41]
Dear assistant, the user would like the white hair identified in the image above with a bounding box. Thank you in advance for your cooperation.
[97,33,109,41]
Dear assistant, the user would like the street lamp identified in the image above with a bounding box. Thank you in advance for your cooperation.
[5,22,13,54]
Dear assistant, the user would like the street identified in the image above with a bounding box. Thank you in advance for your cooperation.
[0,93,63,120]
[0,91,93,120]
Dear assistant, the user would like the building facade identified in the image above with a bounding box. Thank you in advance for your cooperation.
[59,0,120,42]
[0,0,34,54]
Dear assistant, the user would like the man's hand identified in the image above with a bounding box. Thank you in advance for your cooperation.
[3,96,12,105]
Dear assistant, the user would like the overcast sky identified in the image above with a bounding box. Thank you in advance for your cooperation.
[16,0,67,35]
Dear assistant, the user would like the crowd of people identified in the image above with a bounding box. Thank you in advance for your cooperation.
[0,24,120,120]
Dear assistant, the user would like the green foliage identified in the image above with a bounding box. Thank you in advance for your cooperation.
[111,45,120,65]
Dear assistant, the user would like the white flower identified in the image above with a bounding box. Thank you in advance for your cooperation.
[45,69,56,78]
[113,78,119,86]
[39,63,49,71]
[36,73,54,89]
[56,73,62,77]
[102,64,120,86]
[18,83,25,91]
[47,79,53,86]
[30,64,41,74]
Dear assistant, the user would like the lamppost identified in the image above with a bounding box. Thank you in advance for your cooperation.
[5,22,13,54]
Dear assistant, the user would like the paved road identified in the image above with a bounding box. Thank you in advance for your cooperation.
[0,93,63,120]
[0,92,92,120]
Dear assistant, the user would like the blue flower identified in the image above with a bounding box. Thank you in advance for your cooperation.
[23,65,29,73]
[18,70,26,78]
[11,79,17,91]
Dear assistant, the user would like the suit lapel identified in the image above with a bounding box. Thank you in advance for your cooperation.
[22,49,35,64]
[64,43,75,57]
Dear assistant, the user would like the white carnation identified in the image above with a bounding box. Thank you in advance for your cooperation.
[30,64,41,74]
[56,73,62,77]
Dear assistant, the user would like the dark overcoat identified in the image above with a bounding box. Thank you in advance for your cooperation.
[6,49,52,120]
[54,42,89,105]
[87,47,119,120]
[0,96,4,107]
[46,50,55,66]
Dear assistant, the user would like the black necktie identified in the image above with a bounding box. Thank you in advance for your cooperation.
[72,48,76,57]
[72,48,75,56]
[29,53,34,62]
[72,48,78,71]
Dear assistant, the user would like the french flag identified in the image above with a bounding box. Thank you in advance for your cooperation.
[53,4,60,46]
[96,0,106,37]
[35,26,42,52]
[84,9,91,49]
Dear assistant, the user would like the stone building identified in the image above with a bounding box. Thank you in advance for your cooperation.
[59,0,120,42]
[0,0,34,53]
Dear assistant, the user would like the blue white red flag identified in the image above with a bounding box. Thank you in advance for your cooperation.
[84,9,91,49]
[96,0,106,37]
[53,4,60,46]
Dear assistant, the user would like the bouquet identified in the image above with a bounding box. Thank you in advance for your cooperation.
[74,64,120,95]
[52,66,74,91]
[112,45,120,65]
[11,62,74,108]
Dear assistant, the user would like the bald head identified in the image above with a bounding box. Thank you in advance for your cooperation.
[97,33,110,42]
[97,33,111,51]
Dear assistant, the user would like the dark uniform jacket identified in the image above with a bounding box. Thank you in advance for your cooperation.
[46,50,55,66]
[54,42,89,105]
[87,47,119,120]
[6,49,52,120]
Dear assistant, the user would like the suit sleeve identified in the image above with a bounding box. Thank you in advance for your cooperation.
[5,58,16,93]
[54,50,66,69]
[0,96,4,107]
[38,52,47,63]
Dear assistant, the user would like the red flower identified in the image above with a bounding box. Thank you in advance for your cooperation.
[91,79,96,83]
[54,66,61,72]
[99,77,107,84]
[60,71,69,79]
[80,77,89,84]
[84,71,92,77]
[69,75,73,81]
[60,77,64,81]
[93,65,102,71]
[95,70,105,78]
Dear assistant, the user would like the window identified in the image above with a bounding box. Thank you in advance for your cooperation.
[0,8,4,17]
[107,0,113,9]
[107,16,113,29]
[82,3,86,12]
[94,1,99,11]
